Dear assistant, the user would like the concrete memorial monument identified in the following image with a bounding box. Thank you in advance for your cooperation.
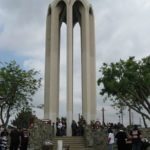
[44,0,96,136]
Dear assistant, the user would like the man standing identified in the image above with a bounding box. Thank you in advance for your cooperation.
[10,127,20,150]
[20,128,29,150]
[130,125,142,150]
[115,128,127,150]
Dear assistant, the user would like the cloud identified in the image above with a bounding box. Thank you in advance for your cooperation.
[95,0,150,65]
[23,59,44,75]
[0,0,51,60]
[23,59,44,110]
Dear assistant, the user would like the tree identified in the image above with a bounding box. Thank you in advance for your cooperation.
[0,60,41,127]
[11,108,37,128]
[97,56,150,126]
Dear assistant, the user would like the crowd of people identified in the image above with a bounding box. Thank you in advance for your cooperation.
[108,125,148,150]
[0,117,147,150]
[56,118,67,136]
[55,116,148,150]
[0,126,29,150]
[55,116,86,136]
[71,116,86,136]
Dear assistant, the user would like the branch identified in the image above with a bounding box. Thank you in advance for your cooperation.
[141,114,147,128]
[137,84,150,110]
[126,89,150,114]
[140,90,150,110]
[118,95,150,121]
[4,105,11,127]
[0,104,5,125]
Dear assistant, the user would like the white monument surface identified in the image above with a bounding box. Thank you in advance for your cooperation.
[44,0,96,136]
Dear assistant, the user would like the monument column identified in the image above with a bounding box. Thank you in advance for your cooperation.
[44,5,60,123]
[44,6,51,120]
[80,5,96,123]
[89,8,96,121]
[66,2,73,136]
[80,7,91,124]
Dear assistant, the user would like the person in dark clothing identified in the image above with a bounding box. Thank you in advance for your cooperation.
[56,119,59,136]
[10,127,20,150]
[125,134,132,150]
[130,125,142,150]
[0,129,9,150]
[115,128,127,150]
[20,128,29,150]
[61,120,67,136]
[56,118,62,136]
[71,120,77,136]
[77,122,84,136]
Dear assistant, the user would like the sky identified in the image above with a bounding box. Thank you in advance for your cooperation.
[0,0,150,126]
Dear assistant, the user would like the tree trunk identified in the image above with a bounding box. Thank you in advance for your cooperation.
[142,114,147,128]
[4,106,11,127]
[0,105,5,126]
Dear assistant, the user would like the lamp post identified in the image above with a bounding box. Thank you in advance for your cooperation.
[0,75,4,98]
[96,105,101,121]
[0,75,6,103]
[128,108,132,126]
[102,107,105,125]
[118,115,121,123]
[120,108,123,125]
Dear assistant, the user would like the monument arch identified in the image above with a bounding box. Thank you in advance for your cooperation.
[44,0,96,135]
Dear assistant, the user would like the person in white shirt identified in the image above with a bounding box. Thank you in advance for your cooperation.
[57,121,63,136]
[108,129,115,150]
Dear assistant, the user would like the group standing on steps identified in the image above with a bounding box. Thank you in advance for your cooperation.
[71,116,86,136]
[55,116,86,137]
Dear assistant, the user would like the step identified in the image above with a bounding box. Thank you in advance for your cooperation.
[53,136,86,150]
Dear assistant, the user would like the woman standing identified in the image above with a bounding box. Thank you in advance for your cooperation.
[108,129,115,150]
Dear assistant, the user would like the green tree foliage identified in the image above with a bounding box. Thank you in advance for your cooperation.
[0,60,41,126]
[97,56,150,122]
[11,108,37,129]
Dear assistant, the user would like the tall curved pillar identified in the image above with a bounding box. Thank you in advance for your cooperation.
[66,1,74,136]
[44,3,62,122]
[80,4,96,124]
[89,8,96,121]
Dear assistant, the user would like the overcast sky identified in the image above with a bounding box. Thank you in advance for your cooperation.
[0,0,150,126]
